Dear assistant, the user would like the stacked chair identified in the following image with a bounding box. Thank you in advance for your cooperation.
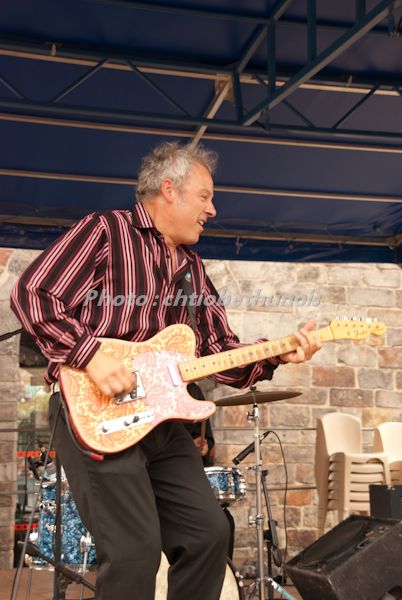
[373,421,402,484]
[315,412,390,533]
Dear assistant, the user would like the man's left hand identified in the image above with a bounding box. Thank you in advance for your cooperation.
[279,318,321,364]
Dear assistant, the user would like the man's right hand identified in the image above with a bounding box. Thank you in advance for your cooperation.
[85,349,136,397]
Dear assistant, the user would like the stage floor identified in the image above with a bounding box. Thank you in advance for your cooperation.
[0,568,302,599]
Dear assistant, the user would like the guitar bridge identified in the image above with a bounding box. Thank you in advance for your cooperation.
[98,410,154,435]
[114,370,145,405]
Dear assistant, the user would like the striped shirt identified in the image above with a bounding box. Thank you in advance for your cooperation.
[11,203,279,386]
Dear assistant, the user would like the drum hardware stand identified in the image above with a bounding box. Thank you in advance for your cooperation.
[12,404,95,600]
[11,404,61,600]
[246,400,296,600]
[247,399,266,600]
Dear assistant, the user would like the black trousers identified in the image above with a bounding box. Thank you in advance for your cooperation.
[49,394,229,600]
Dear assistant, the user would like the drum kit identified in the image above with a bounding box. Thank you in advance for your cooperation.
[22,387,299,600]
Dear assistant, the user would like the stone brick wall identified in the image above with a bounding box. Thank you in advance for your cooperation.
[0,250,20,567]
[0,250,400,568]
[204,260,402,564]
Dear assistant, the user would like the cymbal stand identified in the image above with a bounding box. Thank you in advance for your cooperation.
[246,404,297,600]
[247,400,266,600]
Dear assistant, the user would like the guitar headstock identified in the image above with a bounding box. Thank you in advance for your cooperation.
[328,317,386,341]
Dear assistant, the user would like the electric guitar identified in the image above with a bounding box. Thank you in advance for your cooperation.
[59,318,386,454]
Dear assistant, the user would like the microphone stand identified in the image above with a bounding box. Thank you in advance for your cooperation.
[262,469,282,600]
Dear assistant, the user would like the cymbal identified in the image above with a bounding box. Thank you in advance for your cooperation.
[214,390,301,406]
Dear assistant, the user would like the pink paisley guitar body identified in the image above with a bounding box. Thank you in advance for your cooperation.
[59,325,215,454]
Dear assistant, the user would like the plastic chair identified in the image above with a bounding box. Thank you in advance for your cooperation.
[374,422,402,484]
[315,412,390,533]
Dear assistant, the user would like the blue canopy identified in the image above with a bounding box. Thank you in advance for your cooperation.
[1,0,401,262]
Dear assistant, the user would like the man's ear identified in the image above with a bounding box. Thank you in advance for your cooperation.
[160,178,175,203]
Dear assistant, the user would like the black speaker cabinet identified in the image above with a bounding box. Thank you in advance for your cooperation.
[370,485,402,520]
[286,515,402,600]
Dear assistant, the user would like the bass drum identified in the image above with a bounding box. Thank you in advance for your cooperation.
[155,553,243,599]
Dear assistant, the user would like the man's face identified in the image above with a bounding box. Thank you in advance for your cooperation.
[170,162,216,246]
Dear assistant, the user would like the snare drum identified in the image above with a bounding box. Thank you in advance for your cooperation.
[155,553,243,599]
[30,480,96,569]
[204,466,246,506]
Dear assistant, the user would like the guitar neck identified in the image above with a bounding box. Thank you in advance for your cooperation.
[179,326,333,382]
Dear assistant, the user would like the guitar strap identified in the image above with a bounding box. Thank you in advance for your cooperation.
[180,271,197,333]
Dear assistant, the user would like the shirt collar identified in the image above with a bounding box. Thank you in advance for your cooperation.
[131,202,197,262]
[131,202,155,230]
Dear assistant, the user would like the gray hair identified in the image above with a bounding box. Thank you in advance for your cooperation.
[136,142,218,202]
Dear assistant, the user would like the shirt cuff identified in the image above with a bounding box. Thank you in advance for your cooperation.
[66,333,101,370]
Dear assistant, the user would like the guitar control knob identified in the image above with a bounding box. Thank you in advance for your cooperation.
[130,391,137,399]
[101,425,110,433]
[124,417,134,427]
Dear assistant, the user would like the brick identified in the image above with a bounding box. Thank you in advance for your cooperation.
[283,506,302,528]
[204,260,235,288]
[387,329,402,347]
[8,249,40,275]
[312,366,355,387]
[358,368,393,389]
[396,371,402,389]
[0,249,12,267]
[220,405,249,427]
[397,291,402,308]
[269,364,311,387]
[286,489,313,506]
[0,462,16,482]
[0,549,13,569]
[368,309,402,328]
[303,506,320,528]
[362,407,402,427]
[287,528,317,554]
[363,268,401,288]
[234,528,260,549]
[0,356,20,384]
[295,464,315,485]
[269,405,310,428]
[284,445,315,464]
[0,506,14,525]
[0,426,17,442]
[0,402,17,422]
[379,348,402,368]
[290,388,328,405]
[337,344,378,367]
[348,288,395,307]
[375,390,402,408]
[310,343,338,365]
[327,266,363,285]
[260,444,283,464]
[296,266,324,283]
[330,388,373,408]
[0,441,15,463]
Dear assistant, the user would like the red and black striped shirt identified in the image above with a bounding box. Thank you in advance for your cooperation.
[11,203,279,386]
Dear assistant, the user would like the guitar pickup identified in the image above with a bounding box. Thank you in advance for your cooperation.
[98,410,154,435]
[114,370,145,405]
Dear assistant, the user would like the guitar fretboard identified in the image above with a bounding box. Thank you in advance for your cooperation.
[179,327,333,382]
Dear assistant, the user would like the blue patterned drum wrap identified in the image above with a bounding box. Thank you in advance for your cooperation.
[31,481,96,568]
[61,487,97,566]
[204,467,246,505]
